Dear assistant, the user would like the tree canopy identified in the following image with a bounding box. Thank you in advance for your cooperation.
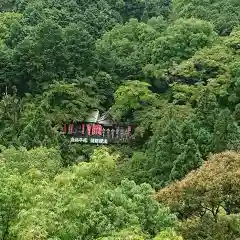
[0,0,240,239]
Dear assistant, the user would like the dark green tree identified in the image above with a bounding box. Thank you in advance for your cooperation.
[18,106,60,149]
[170,139,203,182]
[172,0,240,35]
[195,89,219,131]
[149,18,216,70]
[108,0,171,22]
[147,119,183,189]
[82,0,121,38]
[195,127,213,159]
[233,103,240,124]
[212,108,240,153]
[180,119,197,143]
[0,89,22,146]
[96,18,159,80]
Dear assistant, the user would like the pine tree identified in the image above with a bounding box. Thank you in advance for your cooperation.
[181,119,197,143]
[148,119,183,189]
[233,103,240,124]
[170,139,202,182]
[181,118,213,159]
[195,127,213,158]
[18,107,60,149]
[212,108,240,153]
[196,89,218,131]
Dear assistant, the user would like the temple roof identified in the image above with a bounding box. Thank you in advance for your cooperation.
[85,109,100,123]
[85,109,114,126]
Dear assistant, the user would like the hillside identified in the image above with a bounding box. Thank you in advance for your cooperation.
[0,0,240,239]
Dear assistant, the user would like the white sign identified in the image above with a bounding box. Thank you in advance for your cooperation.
[70,137,108,144]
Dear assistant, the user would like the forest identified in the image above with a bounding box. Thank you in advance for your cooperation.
[0,0,240,239]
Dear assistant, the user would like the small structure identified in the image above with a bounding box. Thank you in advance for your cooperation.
[62,110,135,145]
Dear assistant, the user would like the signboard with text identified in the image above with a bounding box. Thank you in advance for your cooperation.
[63,123,134,144]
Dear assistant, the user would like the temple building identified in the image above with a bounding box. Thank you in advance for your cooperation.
[63,110,134,145]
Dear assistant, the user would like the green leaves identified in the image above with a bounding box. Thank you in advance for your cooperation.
[97,226,147,240]
[1,1,240,239]
[170,139,202,182]
[152,18,216,65]
[109,0,171,22]
[147,119,183,189]
[212,108,240,153]
[154,229,183,240]
[96,18,159,80]
[41,80,100,123]
[172,0,240,35]
[0,12,23,42]
[0,147,61,176]
[111,80,156,120]
[89,179,177,238]
[0,146,176,239]
[0,147,62,240]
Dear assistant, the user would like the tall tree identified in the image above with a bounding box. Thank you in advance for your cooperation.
[170,139,202,182]
[18,106,60,149]
[148,18,216,72]
[0,89,22,146]
[9,148,177,239]
[212,108,240,153]
[96,18,160,80]
[108,0,171,22]
[172,0,240,35]
[111,80,156,121]
[195,89,218,131]
[147,119,183,189]
[156,151,240,221]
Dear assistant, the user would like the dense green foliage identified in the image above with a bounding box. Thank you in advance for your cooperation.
[0,147,177,239]
[0,0,240,239]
